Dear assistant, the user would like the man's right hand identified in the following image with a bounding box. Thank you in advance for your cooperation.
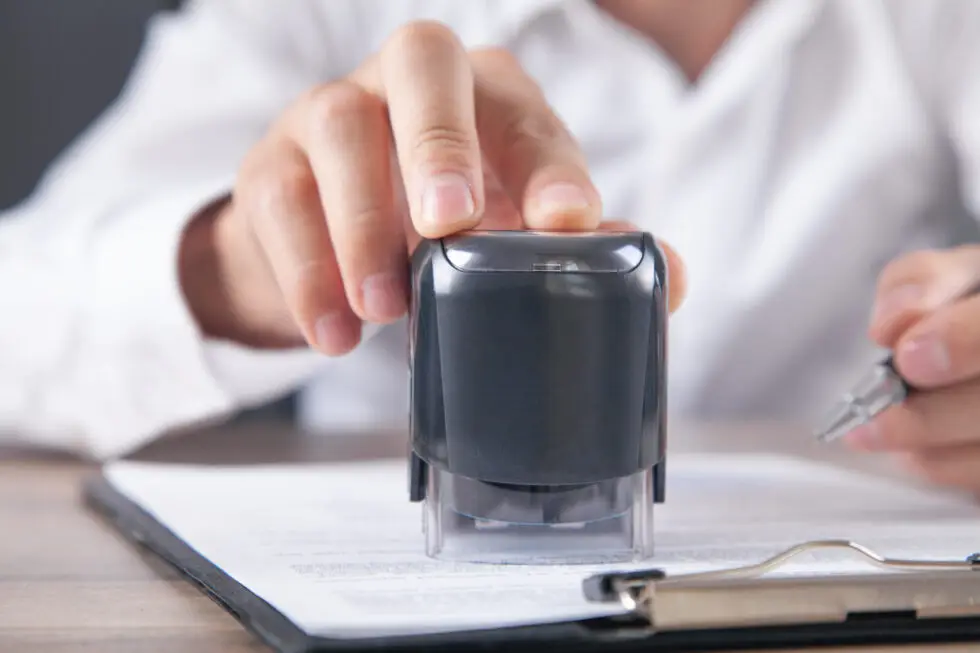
[179,21,683,355]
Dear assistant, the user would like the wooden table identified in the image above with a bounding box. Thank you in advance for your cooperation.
[1,418,978,652]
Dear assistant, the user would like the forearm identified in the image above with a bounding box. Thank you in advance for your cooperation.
[179,198,236,343]
[0,183,335,460]
[0,181,237,458]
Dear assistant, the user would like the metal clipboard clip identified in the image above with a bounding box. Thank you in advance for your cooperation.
[583,540,980,632]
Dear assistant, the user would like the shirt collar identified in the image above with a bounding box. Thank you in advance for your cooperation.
[496,0,826,56]
[494,0,580,41]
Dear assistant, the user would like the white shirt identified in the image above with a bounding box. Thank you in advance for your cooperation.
[2,0,979,459]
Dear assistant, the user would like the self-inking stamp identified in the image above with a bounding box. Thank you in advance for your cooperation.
[408,230,668,564]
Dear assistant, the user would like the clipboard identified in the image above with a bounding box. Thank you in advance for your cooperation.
[83,472,980,653]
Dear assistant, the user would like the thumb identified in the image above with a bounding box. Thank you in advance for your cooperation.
[657,237,687,315]
[869,246,980,348]
[598,220,687,314]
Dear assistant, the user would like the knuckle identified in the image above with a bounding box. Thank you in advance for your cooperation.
[386,20,462,56]
[412,125,476,166]
[500,111,569,148]
[292,261,336,299]
[415,124,472,150]
[470,46,521,70]
[250,162,318,223]
[880,250,947,288]
[905,250,948,276]
[346,203,392,236]
[307,81,379,128]
[235,147,266,196]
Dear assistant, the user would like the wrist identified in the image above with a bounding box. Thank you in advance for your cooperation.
[178,197,238,341]
[179,198,306,349]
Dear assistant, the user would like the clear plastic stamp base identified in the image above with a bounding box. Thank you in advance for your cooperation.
[423,468,655,565]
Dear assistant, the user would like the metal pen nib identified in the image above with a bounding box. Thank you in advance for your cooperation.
[814,356,909,443]
[815,281,980,443]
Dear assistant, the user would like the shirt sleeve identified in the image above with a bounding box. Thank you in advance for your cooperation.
[0,0,362,460]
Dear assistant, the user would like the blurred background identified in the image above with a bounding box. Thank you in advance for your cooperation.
[0,0,179,210]
[0,1,310,419]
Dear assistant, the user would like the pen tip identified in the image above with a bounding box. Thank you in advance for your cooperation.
[813,360,907,444]
[813,403,861,444]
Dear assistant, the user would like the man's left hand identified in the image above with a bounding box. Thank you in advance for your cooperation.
[846,245,980,492]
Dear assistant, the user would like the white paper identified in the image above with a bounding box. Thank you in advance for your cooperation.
[103,453,980,639]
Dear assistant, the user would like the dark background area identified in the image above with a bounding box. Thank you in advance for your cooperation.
[0,0,180,210]
[0,0,294,418]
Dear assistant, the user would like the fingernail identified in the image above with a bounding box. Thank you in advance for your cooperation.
[898,333,951,384]
[534,182,592,214]
[314,312,361,355]
[421,173,475,226]
[362,272,408,322]
[872,284,924,328]
[844,422,881,450]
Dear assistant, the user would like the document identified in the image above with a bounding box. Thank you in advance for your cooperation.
[103,453,980,639]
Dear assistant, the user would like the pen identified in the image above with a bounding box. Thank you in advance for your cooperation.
[814,281,980,443]
[813,354,908,443]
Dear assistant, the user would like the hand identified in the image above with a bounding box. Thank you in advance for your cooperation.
[179,21,685,354]
[845,245,980,491]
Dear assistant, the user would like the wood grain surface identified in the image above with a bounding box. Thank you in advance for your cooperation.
[0,418,977,652]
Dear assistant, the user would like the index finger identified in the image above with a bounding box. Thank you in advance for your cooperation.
[869,248,980,348]
[375,22,485,238]
[376,23,601,234]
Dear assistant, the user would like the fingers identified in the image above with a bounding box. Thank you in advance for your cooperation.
[658,238,687,314]
[375,23,601,235]
[477,158,524,230]
[895,443,980,492]
[869,246,980,348]
[236,140,361,355]
[469,49,602,230]
[853,246,980,494]
[296,80,409,324]
[890,292,980,388]
[376,23,483,237]
[242,21,660,357]
[595,221,687,314]
[867,246,980,388]
[845,377,980,451]
[844,377,980,494]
